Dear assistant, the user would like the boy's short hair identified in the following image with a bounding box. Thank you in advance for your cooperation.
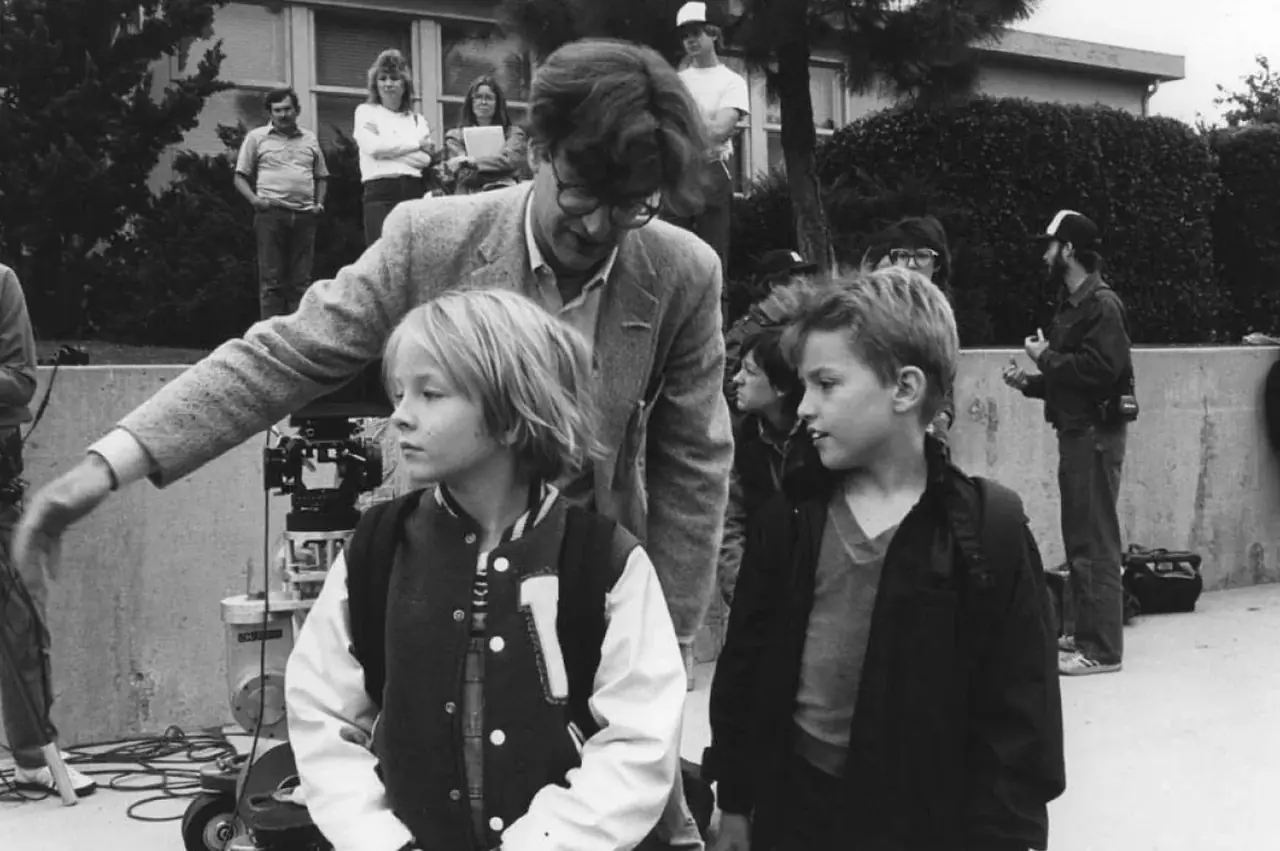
[383,289,604,483]
[783,267,959,423]
[739,326,802,414]
[526,39,710,218]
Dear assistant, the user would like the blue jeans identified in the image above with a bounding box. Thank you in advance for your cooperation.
[254,207,318,319]
[0,486,56,769]
[1058,425,1127,665]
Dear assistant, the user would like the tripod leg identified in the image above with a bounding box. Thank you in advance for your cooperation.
[39,743,79,806]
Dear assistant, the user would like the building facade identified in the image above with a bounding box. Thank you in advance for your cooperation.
[160,0,1185,190]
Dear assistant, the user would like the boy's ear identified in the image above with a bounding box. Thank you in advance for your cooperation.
[891,366,928,415]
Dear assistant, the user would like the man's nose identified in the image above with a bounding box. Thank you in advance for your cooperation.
[579,207,615,241]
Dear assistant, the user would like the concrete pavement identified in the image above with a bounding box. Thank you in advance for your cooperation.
[5,583,1280,851]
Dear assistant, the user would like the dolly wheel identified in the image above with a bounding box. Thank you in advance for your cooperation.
[181,792,238,851]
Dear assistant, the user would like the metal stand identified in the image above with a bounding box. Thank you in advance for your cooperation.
[0,569,78,805]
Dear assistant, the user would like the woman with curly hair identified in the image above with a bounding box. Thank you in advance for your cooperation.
[353,49,439,246]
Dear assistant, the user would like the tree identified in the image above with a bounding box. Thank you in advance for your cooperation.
[0,0,231,336]
[497,0,1035,268]
[1215,55,1280,128]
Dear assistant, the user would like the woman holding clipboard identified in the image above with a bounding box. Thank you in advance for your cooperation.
[354,49,439,246]
[439,76,532,195]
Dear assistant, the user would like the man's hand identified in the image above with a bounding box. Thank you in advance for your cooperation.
[13,454,116,586]
[1023,328,1049,363]
[1002,358,1031,391]
[251,195,273,212]
[711,812,751,851]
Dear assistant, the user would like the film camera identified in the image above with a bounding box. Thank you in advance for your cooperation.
[185,365,391,851]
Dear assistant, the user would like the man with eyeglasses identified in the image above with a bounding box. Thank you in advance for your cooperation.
[14,38,727,851]
[862,216,957,441]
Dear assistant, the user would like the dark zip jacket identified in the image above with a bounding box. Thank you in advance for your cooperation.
[702,440,1065,851]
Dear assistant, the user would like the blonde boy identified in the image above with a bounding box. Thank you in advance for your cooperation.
[286,289,687,851]
[704,268,1064,851]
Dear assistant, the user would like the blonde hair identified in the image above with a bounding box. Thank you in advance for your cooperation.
[383,289,603,482]
[366,49,415,112]
[782,266,959,423]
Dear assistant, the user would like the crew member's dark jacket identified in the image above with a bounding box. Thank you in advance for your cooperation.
[702,439,1065,851]
[1022,274,1133,431]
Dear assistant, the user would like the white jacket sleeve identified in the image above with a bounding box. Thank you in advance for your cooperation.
[285,554,415,851]
[499,547,687,851]
[353,104,426,160]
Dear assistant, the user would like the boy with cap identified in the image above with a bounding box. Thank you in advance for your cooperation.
[1003,209,1136,676]
[673,2,749,275]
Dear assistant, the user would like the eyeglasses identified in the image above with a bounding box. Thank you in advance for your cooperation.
[549,158,663,230]
[888,248,939,267]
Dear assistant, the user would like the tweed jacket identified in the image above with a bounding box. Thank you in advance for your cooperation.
[114,183,734,642]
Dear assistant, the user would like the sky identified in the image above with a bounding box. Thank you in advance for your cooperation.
[1019,0,1279,125]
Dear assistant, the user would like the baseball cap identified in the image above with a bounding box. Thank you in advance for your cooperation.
[756,249,818,281]
[1036,210,1100,252]
[677,2,708,28]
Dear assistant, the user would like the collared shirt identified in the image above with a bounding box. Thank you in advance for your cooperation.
[522,194,618,350]
[236,124,329,210]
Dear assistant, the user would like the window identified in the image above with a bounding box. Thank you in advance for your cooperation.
[764,63,845,172]
[178,2,289,155]
[312,10,413,146]
[438,22,530,133]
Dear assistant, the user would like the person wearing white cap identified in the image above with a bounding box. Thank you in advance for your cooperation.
[1003,209,1136,677]
[671,1,749,276]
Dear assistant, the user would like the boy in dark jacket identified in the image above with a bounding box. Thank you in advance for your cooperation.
[718,325,819,605]
[703,268,1064,851]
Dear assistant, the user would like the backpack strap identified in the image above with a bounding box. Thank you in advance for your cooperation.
[950,477,1028,660]
[346,489,427,711]
[555,505,638,740]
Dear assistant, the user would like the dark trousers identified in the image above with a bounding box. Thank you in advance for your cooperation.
[0,433,55,769]
[1058,425,1127,665]
[254,207,318,320]
[670,158,733,277]
[363,175,425,247]
[771,752,844,850]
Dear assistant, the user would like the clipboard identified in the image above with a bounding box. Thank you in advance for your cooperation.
[461,125,506,160]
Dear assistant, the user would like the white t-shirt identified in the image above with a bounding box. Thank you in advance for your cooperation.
[352,103,435,182]
[679,64,750,161]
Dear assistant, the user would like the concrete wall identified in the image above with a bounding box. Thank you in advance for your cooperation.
[3,346,1279,747]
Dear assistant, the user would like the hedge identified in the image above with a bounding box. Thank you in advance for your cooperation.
[1209,124,1280,338]
[732,96,1225,345]
[93,125,366,347]
[91,97,1245,347]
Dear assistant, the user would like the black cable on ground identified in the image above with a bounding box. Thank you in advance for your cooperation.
[0,725,238,820]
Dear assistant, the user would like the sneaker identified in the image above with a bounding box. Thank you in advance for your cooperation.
[1057,634,1078,653]
[1059,650,1121,676]
[13,761,98,797]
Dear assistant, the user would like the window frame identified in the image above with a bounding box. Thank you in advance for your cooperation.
[304,6,425,145]
[761,59,845,175]
[433,18,532,136]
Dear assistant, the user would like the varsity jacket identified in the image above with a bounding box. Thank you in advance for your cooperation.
[285,486,687,851]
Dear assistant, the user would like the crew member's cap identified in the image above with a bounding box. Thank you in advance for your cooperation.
[1037,209,1100,251]
[757,248,818,280]
[677,2,709,28]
